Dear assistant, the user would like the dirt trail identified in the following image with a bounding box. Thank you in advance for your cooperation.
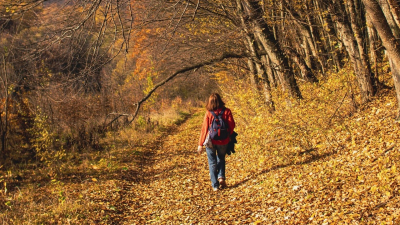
[3,105,400,224]
[112,111,266,224]
[110,110,383,224]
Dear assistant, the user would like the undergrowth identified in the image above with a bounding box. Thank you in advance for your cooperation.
[1,63,400,223]
[215,63,400,223]
[0,99,192,224]
[217,63,394,169]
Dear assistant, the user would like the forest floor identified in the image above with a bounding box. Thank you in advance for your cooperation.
[80,109,296,224]
[2,93,400,224]
[90,105,400,224]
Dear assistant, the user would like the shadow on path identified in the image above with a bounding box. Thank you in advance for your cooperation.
[230,150,336,189]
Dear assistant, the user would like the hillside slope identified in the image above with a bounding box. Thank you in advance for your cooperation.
[112,106,400,224]
[2,93,400,224]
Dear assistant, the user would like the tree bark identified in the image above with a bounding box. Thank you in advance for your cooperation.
[242,0,302,99]
[366,15,381,82]
[260,54,277,88]
[347,0,377,95]
[387,0,400,30]
[315,0,341,71]
[285,2,319,71]
[331,0,375,103]
[284,47,318,83]
[362,0,400,117]
[305,7,326,74]
[236,0,275,108]
[1,55,8,162]
[247,58,259,88]
[325,14,343,71]
[379,0,400,38]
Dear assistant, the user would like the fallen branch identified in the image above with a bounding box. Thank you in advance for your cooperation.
[371,145,396,162]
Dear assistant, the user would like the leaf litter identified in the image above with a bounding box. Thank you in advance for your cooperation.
[1,91,400,224]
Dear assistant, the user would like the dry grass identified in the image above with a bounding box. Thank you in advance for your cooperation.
[1,64,400,224]
[0,104,192,224]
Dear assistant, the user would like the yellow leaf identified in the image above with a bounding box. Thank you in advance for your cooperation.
[92,178,98,182]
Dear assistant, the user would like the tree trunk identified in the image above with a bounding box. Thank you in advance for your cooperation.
[260,54,277,88]
[285,1,320,71]
[331,0,375,103]
[236,0,275,108]
[347,0,377,95]
[242,0,302,99]
[247,58,259,88]
[1,56,8,162]
[367,15,381,82]
[315,0,341,71]
[379,0,400,38]
[387,0,400,29]
[284,47,318,83]
[246,36,266,80]
[362,0,400,117]
[305,11,326,74]
[325,14,343,71]
[246,35,275,108]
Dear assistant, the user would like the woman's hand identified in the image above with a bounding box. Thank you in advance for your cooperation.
[197,145,204,154]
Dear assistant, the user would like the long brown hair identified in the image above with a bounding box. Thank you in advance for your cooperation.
[206,93,225,111]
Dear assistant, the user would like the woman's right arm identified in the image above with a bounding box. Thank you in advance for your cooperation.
[198,112,209,147]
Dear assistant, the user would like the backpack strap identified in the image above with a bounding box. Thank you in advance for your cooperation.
[210,110,218,119]
[209,107,225,119]
[220,108,225,116]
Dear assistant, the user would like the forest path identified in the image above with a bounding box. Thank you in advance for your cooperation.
[113,110,269,224]
[5,105,399,224]
[105,106,400,224]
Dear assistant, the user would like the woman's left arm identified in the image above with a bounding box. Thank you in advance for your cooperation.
[226,109,235,134]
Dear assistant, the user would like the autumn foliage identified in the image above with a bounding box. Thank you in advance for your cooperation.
[1,0,400,224]
[1,61,400,223]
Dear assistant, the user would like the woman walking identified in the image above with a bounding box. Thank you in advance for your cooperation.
[197,93,235,191]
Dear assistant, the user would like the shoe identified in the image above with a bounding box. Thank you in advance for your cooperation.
[213,187,218,191]
[218,178,227,188]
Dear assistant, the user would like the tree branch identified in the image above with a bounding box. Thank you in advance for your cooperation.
[104,52,245,127]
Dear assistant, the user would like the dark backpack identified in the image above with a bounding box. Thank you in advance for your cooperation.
[208,108,229,140]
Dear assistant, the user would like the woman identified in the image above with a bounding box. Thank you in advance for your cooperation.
[198,93,235,191]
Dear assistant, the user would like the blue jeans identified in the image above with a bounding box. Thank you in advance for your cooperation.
[206,144,227,188]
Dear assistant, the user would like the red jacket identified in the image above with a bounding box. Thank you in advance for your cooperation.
[198,107,235,146]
